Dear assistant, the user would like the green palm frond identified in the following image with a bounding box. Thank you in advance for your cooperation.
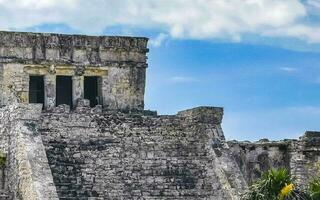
[241,168,293,200]
[309,178,320,200]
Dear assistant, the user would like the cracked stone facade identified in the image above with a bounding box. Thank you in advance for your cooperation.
[0,31,319,200]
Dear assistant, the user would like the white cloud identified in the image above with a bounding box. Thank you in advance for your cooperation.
[307,0,320,9]
[279,67,298,73]
[149,33,169,47]
[0,0,319,43]
[169,76,198,83]
[263,24,320,43]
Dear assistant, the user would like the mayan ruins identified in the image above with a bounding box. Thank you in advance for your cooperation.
[0,31,319,200]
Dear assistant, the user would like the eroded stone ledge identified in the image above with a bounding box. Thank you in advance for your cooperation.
[0,31,149,65]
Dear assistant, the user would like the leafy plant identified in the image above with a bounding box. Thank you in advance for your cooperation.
[309,178,320,200]
[0,152,6,167]
[306,161,320,200]
[241,168,293,200]
[241,168,312,200]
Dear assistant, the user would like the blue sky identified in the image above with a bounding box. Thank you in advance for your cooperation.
[146,40,320,141]
[1,0,320,141]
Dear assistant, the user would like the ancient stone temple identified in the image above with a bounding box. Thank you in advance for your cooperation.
[0,31,147,110]
[0,31,319,200]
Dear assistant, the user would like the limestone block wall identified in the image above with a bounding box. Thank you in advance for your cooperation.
[0,64,28,106]
[39,106,245,200]
[102,66,146,110]
[0,31,148,110]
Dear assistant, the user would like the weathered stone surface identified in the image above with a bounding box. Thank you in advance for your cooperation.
[0,31,148,65]
[0,190,12,200]
[177,106,224,125]
[39,107,242,200]
[228,140,292,184]
[228,133,320,188]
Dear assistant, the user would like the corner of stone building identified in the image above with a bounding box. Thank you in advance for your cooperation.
[177,106,225,140]
[226,131,320,189]
[175,107,246,199]
[2,103,59,200]
[177,106,224,125]
[289,131,320,188]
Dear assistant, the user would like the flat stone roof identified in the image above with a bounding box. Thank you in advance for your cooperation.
[0,31,149,66]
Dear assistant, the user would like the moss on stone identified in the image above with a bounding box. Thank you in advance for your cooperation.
[0,152,6,167]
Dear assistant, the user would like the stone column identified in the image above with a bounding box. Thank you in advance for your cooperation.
[100,75,109,108]
[44,74,56,110]
[19,75,29,104]
[72,76,84,108]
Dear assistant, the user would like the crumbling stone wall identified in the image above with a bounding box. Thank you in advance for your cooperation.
[228,140,291,184]
[39,106,245,200]
[228,133,320,187]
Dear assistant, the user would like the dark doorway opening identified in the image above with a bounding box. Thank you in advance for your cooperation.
[84,76,100,107]
[56,76,73,107]
[29,76,44,105]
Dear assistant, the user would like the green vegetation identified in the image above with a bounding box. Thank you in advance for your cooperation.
[241,168,320,200]
[0,152,6,167]
[309,161,320,200]
[309,178,320,199]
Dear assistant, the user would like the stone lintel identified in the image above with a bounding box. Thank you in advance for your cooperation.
[44,74,56,110]
[72,76,84,107]
[24,65,109,76]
